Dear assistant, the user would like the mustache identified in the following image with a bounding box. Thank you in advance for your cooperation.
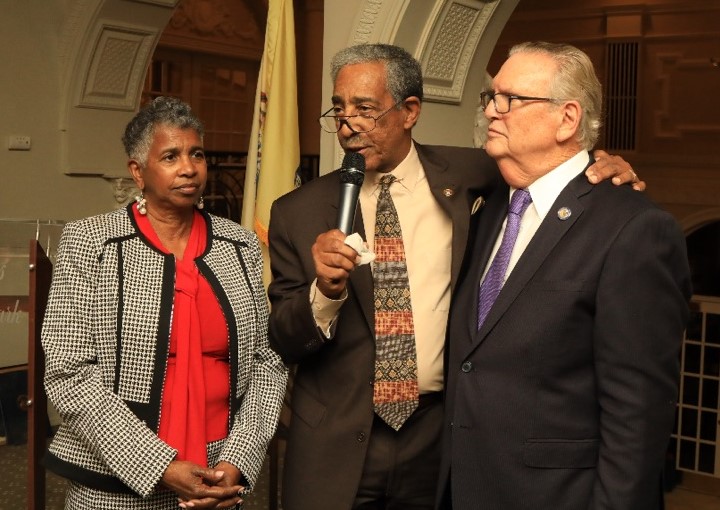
[341,133,365,150]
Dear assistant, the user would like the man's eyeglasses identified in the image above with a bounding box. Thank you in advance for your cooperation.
[479,91,561,114]
[319,100,404,134]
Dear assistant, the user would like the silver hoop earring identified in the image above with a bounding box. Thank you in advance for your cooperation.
[135,194,147,215]
[196,196,204,210]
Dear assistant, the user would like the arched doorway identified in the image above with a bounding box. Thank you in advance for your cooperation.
[671,221,720,492]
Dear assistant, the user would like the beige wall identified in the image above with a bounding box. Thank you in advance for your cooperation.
[1,0,183,223]
[1,1,122,222]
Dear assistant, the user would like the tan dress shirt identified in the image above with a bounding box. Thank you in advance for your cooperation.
[311,142,451,393]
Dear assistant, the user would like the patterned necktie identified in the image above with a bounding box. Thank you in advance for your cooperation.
[373,174,419,431]
[477,188,533,330]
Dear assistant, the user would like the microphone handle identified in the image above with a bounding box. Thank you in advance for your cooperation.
[337,182,361,234]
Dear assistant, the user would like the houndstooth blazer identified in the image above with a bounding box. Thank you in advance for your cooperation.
[41,205,288,499]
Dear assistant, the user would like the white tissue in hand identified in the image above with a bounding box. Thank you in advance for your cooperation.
[344,233,375,265]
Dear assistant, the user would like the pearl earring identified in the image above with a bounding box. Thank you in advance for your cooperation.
[135,194,147,215]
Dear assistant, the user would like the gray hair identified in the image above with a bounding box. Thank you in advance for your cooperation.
[121,96,204,165]
[509,41,602,150]
[330,43,424,103]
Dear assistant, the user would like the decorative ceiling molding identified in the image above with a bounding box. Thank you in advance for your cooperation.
[58,0,178,175]
[419,0,500,104]
[169,0,258,38]
[78,22,159,110]
[350,0,410,45]
[351,0,383,44]
[160,0,263,59]
[345,0,504,105]
[59,0,101,83]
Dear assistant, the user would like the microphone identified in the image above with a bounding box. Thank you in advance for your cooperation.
[337,152,366,234]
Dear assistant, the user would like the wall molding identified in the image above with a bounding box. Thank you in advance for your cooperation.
[420,0,500,104]
[58,0,179,175]
[654,52,720,137]
[77,21,159,110]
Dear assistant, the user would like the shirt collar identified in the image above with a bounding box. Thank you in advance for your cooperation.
[524,150,590,220]
[362,141,422,198]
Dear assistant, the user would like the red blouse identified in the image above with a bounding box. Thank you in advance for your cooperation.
[133,204,230,466]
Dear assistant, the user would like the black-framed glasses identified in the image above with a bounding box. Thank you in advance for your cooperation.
[319,100,404,133]
[479,91,561,114]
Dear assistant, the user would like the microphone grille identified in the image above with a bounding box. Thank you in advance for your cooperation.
[341,152,365,173]
[340,167,365,185]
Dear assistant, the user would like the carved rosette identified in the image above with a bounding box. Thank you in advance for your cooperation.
[162,0,263,55]
[106,178,141,208]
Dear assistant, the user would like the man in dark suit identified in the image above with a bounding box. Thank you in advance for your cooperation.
[439,41,692,510]
[268,43,639,510]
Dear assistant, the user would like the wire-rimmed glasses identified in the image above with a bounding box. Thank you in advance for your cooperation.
[319,100,404,133]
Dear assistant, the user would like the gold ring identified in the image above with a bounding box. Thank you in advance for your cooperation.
[629,170,638,182]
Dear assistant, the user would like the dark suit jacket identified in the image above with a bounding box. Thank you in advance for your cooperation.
[267,143,499,510]
[438,164,692,510]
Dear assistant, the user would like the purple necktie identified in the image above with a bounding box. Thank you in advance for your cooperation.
[477,188,533,330]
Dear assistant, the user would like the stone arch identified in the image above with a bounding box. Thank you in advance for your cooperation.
[59,0,179,176]
[321,0,520,170]
[680,208,720,236]
[61,1,521,175]
[682,209,720,298]
[58,0,264,178]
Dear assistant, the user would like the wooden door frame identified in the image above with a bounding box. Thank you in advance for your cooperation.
[26,241,52,509]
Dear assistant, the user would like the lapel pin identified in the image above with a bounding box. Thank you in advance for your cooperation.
[443,187,454,198]
[557,207,572,220]
[471,196,485,215]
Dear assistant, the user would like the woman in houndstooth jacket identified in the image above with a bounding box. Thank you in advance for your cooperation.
[41,97,288,509]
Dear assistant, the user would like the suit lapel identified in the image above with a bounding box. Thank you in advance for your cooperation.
[469,171,591,353]
[462,181,509,340]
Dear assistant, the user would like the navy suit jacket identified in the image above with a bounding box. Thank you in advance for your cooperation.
[439,164,691,510]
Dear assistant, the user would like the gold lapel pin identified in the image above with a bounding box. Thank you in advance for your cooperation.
[557,207,572,220]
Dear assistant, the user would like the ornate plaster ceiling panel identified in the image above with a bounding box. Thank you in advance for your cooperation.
[420,0,499,104]
[78,22,158,110]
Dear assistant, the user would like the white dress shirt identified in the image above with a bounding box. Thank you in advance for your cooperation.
[482,150,591,283]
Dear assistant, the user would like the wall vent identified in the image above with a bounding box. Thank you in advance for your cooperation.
[604,42,639,151]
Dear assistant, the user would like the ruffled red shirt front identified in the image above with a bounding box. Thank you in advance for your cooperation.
[133,204,230,466]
